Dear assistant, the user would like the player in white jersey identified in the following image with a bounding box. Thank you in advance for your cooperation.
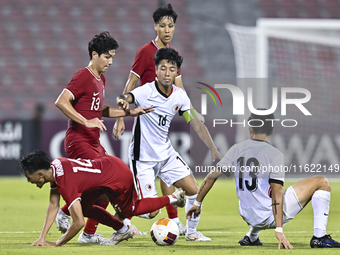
[117,47,221,241]
[186,111,340,249]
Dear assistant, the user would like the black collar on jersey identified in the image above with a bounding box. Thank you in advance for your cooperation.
[155,81,173,98]
[251,138,269,144]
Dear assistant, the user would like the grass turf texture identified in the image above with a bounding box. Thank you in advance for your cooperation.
[1,177,340,254]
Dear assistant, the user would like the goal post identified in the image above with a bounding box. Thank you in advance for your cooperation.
[227,18,340,79]
[256,18,340,78]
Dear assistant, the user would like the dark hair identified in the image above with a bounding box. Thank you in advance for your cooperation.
[154,48,183,69]
[153,3,178,24]
[248,109,275,135]
[19,150,51,174]
[88,31,119,59]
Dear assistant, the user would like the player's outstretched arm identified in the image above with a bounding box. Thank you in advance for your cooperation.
[186,170,223,220]
[55,89,107,132]
[102,105,154,118]
[54,200,85,247]
[30,189,60,246]
[113,72,140,140]
[189,118,221,161]
[271,183,294,249]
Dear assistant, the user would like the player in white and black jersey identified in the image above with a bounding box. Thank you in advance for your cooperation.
[117,47,221,242]
[186,111,340,249]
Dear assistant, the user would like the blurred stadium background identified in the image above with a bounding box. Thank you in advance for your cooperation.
[1,0,340,175]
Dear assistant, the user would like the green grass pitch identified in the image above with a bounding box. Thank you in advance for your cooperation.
[1,177,340,254]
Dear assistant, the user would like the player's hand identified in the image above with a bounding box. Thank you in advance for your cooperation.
[117,99,129,110]
[30,240,56,247]
[130,106,155,116]
[113,118,125,140]
[275,232,294,249]
[85,118,107,132]
[30,238,45,246]
[211,148,222,162]
[42,241,57,247]
[186,205,201,220]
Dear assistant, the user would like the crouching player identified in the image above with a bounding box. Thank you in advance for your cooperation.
[20,150,185,246]
[186,111,340,249]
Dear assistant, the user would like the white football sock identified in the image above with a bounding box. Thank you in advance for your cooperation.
[123,218,131,226]
[246,227,261,242]
[312,190,330,238]
[185,194,201,235]
[117,224,129,234]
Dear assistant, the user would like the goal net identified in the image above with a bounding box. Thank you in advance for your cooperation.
[226,19,340,177]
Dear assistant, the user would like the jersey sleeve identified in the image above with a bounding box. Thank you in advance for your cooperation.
[129,85,152,107]
[65,71,86,100]
[269,153,285,184]
[131,47,147,78]
[51,159,82,210]
[178,91,194,122]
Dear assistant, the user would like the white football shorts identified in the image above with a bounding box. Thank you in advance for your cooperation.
[129,151,191,199]
[263,186,303,229]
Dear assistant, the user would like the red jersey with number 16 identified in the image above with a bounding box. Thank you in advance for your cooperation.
[131,40,181,86]
[51,156,134,210]
[64,67,105,146]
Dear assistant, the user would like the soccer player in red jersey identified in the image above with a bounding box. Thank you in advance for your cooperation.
[54,31,153,243]
[113,3,200,236]
[20,150,185,246]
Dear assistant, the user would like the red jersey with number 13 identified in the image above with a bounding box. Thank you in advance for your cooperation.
[64,67,105,146]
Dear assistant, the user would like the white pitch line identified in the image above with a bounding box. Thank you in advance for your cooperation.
[1,230,339,234]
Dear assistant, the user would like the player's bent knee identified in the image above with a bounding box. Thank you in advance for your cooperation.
[316,175,331,191]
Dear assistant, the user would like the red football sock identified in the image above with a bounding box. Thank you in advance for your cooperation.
[133,196,170,216]
[61,204,70,216]
[166,204,178,219]
[83,199,109,235]
[84,204,124,231]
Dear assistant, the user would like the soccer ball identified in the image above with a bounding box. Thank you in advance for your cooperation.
[150,218,179,246]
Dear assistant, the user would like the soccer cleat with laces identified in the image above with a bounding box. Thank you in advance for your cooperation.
[108,226,134,245]
[185,231,211,241]
[78,232,109,244]
[238,235,263,246]
[176,221,187,236]
[172,188,186,208]
[310,234,340,248]
[55,208,70,233]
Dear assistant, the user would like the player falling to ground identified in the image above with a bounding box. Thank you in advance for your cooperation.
[112,4,202,235]
[19,150,185,246]
[117,47,221,241]
[186,110,340,249]
[54,31,153,243]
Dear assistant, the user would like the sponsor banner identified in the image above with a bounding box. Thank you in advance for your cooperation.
[0,119,41,175]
